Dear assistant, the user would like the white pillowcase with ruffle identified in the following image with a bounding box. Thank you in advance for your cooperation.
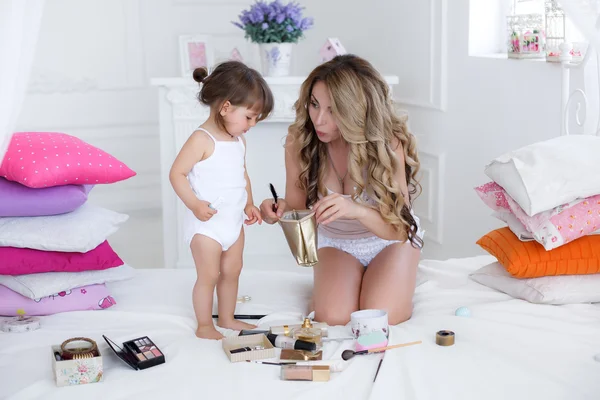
[470,262,600,305]
[0,204,128,252]
[0,264,136,300]
[484,135,600,217]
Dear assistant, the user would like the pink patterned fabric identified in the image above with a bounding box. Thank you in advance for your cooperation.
[552,198,600,242]
[475,182,600,250]
[474,182,511,212]
[0,132,136,188]
[0,241,123,275]
[0,283,116,316]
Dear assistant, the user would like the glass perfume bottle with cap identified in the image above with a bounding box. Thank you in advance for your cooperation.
[291,318,323,348]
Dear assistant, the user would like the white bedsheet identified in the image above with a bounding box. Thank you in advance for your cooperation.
[371,257,600,400]
[1,255,600,400]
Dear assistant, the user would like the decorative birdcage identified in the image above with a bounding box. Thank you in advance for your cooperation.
[507,13,546,59]
[544,0,587,62]
[545,0,566,61]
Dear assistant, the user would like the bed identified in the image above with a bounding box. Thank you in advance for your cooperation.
[2,254,600,400]
[4,4,600,399]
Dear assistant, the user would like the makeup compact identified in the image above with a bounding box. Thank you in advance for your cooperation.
[280,365,330,382]
[103,335,165,370]
[280,349,323,361]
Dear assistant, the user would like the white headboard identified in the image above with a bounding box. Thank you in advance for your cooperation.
[560,41,600,136]
[558,0,600,136]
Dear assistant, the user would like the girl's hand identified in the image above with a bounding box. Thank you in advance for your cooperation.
[313,193,366,225]
[244,204,263,225]
[260,198,287,224]
[193,200,217,222]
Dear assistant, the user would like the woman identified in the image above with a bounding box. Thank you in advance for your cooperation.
[260,55,424,326]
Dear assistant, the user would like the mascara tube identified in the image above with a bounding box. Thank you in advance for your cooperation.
[267,333,316,352]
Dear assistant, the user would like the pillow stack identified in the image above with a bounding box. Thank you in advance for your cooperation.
[471,135,600,304]
[0,132,136,316]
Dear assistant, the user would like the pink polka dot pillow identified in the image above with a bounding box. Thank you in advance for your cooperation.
[0,132,136,188]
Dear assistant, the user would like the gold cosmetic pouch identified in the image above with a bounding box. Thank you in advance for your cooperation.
[278,210,319,267]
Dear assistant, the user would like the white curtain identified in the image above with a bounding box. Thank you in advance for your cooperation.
[558,0,600,50]
[0,0,45,162]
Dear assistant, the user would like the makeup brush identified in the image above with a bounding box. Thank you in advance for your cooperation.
[211,314,266,320]
[373,356,384,382]
[269,183,278,212]
[341,340,422,361]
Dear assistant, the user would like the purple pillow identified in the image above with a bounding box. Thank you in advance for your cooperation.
[0,283,116,316]
[0,177,93,217]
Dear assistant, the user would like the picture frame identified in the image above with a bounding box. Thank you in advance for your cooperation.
[178,34,215,78]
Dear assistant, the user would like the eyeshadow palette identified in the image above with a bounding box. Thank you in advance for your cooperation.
[103,335,165,370]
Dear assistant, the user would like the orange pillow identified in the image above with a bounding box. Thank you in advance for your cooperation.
[476,227,600,278]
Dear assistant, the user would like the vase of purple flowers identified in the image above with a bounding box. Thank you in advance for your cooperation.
[233,0,314,77]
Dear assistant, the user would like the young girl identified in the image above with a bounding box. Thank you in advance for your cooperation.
[169,61,274,340]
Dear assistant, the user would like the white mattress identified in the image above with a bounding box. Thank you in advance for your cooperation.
[1,254,600,400]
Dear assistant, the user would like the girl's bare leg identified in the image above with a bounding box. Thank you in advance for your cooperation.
[190,234,224,340]
[216,229,257,331]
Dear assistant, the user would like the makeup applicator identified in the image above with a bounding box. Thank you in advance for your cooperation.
[341,340,422,360]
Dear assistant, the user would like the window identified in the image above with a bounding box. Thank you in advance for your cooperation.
[469,0,586,59]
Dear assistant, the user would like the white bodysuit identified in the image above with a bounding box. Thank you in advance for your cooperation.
[183,128,248,251]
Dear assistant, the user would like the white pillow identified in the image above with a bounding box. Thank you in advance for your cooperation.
[484,135,600,216]
[0,204,128,252]
[0,264,136,300]
[470,262,600,305]
[493,211,534,241]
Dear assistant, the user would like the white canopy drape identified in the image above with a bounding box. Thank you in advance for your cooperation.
[558,0,600,51]
[0,0,45,163]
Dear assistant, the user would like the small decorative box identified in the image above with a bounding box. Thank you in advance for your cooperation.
[222,333,276,363]
[51,342,103,387]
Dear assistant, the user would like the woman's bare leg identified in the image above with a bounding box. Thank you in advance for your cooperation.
[360,242,420,325]
[313,247,364,326]
[215,229,256,331]
[190,234,224,340]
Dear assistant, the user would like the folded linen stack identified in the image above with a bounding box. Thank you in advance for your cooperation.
[470,134,600,305]
[0,132,136,317]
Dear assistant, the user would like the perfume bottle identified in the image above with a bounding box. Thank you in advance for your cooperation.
[291,318,323,348]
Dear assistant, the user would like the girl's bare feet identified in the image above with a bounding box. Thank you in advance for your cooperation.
[196,325,224,340]
[217,319,257,331]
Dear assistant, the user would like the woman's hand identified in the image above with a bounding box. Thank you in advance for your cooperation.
[313,193,366,225]
[259,198,287,224]
[192,200,217,222]
[244,204,263,225]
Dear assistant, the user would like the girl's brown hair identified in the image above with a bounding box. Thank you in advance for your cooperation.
[289,54,423,249]
[193,61,274,131]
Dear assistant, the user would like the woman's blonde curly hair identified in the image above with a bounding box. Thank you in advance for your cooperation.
[288,54,423,248]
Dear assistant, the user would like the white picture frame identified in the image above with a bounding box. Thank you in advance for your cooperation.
[178,34,215,78]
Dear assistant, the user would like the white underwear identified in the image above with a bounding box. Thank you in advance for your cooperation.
[317,215,424,267]
[184,205,244,251]
[317,235,400,267]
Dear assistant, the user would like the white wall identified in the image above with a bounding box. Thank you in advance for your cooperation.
[16,0,588,264]
[16,0,160,213]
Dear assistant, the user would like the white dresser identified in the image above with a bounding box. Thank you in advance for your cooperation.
[151,75,399,269]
